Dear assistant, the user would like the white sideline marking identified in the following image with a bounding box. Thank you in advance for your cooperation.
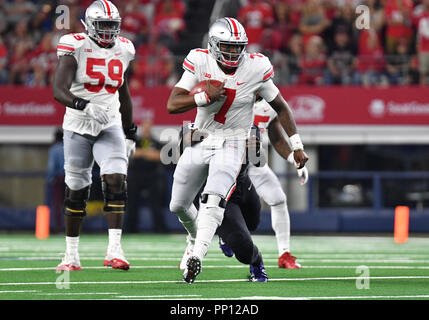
[184,295,429,300]
[0,290,39,293]
[117,295,201,298]
[3,265,429,272]
[2,275,429,286]
[4,256,429,264]
[37,292,118,296]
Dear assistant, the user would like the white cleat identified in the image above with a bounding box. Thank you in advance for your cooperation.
[179,235,195,271]
[56,252,82,271]
[104,245,130,271]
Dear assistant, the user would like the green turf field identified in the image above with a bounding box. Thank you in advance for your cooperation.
[1,233,429,300]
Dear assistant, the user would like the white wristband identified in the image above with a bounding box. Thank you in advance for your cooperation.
[194,91,210,107]
[289,133,304,151]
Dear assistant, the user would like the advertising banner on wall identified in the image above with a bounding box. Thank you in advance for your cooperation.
[1,86,428,126]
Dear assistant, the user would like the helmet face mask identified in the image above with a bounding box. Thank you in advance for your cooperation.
[208,18,248,68]
[91,19,120,43]
[84,0,121,46]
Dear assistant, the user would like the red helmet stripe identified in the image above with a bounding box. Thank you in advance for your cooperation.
[226,17,239,38]
[101,0,112,18]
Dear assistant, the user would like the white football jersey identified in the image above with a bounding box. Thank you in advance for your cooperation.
[57,32,135,136]
[176,49,278,139]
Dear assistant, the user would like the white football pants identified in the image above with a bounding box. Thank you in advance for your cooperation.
[248,163,291,255]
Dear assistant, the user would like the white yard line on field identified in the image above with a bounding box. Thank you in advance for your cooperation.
[0,290,39,293]
[36,292,118,296]
[2,275,429,286]
[181,295,429,300]
[3,265,429,272]
[117,295,201,298]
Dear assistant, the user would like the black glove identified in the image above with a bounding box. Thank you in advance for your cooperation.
[124,123,137,142]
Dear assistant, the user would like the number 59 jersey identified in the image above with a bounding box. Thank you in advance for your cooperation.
[176,49,278,139]
[57,33,135,136]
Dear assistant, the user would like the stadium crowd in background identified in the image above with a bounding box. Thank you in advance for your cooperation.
[0,0,429,87]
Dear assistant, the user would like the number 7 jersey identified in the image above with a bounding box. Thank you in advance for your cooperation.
[176,49,277,139]
[57,33,135,136]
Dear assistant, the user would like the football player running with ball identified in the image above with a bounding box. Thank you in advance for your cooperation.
[53,0,137,271]
[167,17,308,284]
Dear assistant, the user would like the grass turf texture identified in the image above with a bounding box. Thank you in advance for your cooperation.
[1,233,429,300]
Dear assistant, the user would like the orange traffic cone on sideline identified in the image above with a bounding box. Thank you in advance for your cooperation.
[35,205,50,239]
[394,206,409,244]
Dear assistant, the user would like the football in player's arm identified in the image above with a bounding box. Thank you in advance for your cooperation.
[167,17,308,284]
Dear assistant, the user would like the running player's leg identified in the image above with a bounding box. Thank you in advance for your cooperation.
[170,144,208,240]
[238,175,261,232]
[218,201,261,265]
[93,125,129,270]
[248,163,301,268]
[57,130,94,271]
[218,200,267,282]
[191,140,246,263]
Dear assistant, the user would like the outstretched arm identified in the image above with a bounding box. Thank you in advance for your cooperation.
[268,93,308,169]
[267,116,309,184]
[267,116,293,160]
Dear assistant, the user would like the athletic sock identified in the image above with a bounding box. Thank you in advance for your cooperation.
[271,202,291,256]
[65,236,79,256]
[108,229,122,248]
[192,205,224,260]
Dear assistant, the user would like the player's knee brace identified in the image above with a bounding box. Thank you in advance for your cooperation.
[102,176,127,214]
[64,185,90,217]
[199,193,226,226]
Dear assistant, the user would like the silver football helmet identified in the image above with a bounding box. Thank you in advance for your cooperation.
[82,0,121,46]
[208,17,248,68]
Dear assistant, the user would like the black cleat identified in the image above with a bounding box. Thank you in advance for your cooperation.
[183,256,201,284]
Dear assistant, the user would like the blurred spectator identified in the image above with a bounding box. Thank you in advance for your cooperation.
[4,0,36,26]
[0,0,8,35]
[130,34,175,88]
[46,128,65,234]
[325,28,358,85]
[271,0,294,50]
[298,35,326,85]
[298,0,331,45]
[415,0,429,85]
[7,20,35,85]
[29,3,55,45]
[385,38,415,84]
[282,33,303,84]
[238,0,275,52]
[153,0,186,50]
[384,0,414,54]
[29,32,57,87]
[356,30,387,86]
[126,116,168,233]
[325,1,356,50]
[118,0,149,45]
[0,37,7,84]
[366,0,386,32]
[259,28,285,81]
